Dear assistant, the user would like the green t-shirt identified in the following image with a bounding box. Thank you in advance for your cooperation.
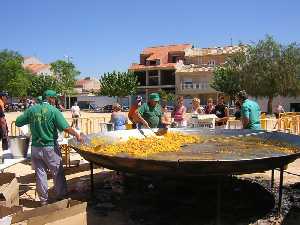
[241,99,261,130]
[138,103,162,128]
[16,102,69,147]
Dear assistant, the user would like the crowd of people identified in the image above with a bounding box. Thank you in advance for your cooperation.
[5,97,66,112]
[0,88,281,207]
[109,90,262,131]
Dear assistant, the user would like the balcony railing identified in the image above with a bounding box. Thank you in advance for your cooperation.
[181,83,210,90]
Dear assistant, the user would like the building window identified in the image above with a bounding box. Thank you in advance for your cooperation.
[147,59,160,66]
[201,81,209,90]
[148,70,159,86]
[149,60,156,66]
[161,70,175,85]
[134,71,146,86]
[171,56,179,63]
[208,60,216,66]
[194,57,203,65]
[180,80,209,90]
[169,54,183,63]
[182,79,193,89]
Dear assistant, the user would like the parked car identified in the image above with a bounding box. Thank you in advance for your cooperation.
[102,104,113,113]
[6,103,23,112]
[78,102,101,112]
[166,106,174,112]
[89,103,102,112]
[122,105,129,112]
[77,102,91,110]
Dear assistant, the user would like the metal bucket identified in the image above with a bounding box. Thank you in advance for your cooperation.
[9,136,30,158]
[99,123,114,132]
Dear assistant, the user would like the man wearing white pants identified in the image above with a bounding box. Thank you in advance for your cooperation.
[16,90,82,205]
[31,143,67,203]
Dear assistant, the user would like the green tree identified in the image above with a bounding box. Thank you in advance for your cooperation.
[277,43,300,96]
[210,67,241,99]
[29,75,62,97]
[99,71,138,100]
[7,73,31,97]
[50,60,80,96]
[210,47,247,99]
[0,50,32,97]
[159,90,175,103]
[243,36,300,113]
[211,37,300,113]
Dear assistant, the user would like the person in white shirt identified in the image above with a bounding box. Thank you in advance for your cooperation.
[190,98,204,115]
[275,104,285,119]
[71,102,81,129]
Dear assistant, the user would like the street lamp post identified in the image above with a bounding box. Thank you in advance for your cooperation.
[63,55,73,109]
[64,55,73,63]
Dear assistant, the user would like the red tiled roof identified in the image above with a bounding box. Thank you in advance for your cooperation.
[75,80,85,87]
[129,44,192,70]
[24,64,50,74]
[76,79,86,86]
[141,44,192,55]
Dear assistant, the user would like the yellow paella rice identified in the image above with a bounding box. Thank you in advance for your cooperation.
[82,132,202,157]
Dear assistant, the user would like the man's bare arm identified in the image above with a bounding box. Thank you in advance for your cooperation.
[64,127,83,142]
[242,117,249,129]
[136,113,150,128]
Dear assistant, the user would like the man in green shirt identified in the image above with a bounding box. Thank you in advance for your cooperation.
[137,93,162,128]
[16,90,82,205]
[237,90,261,130]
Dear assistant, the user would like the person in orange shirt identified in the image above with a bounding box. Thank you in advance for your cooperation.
[128,96,142,129]
[0,91,9,151]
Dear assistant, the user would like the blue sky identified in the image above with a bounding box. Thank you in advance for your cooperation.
[0,0,299,78]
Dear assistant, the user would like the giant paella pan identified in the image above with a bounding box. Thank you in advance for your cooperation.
[69,128,300,177]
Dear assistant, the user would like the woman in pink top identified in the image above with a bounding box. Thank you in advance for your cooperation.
[171,96,187,127]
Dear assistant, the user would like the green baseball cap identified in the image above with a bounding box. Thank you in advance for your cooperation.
[149,93,160,101]
[44,90,57,98]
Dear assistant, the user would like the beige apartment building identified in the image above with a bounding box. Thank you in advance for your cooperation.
[75,77,101,94]
[129,44,242,103]
[175,45,243,105]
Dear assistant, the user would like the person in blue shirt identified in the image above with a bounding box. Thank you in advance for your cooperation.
[236,90,261,130]
[110,103,128,130]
